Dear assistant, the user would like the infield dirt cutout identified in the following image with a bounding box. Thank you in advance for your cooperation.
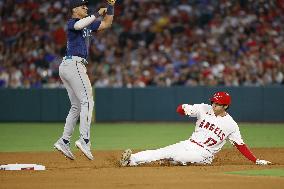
[0,148,283,189]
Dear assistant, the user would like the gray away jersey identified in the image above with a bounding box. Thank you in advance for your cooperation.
[66,18,101,59]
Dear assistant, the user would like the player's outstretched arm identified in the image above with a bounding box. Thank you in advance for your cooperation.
[234,142,271,165]
[74,8,107,30]
[176,104,200,118]
[97,2,115,30]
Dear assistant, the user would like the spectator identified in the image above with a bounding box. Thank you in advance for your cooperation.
[0,0,284,88]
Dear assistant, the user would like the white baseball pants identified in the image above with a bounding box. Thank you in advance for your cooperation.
[129,140,214,166]
[59,56,94,141]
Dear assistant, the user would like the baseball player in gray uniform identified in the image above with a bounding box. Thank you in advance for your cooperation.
[54,0,116,160]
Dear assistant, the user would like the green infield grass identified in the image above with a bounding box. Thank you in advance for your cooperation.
[226,169,284,177]
[0,123,283,152]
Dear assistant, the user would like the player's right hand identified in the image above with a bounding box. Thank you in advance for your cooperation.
[255,159,271,165]
[98,8,107,16]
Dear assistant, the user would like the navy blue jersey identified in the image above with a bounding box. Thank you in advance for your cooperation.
[66,18,101,59]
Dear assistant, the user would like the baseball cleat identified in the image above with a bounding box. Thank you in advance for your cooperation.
[54,139,75,160]
[75,139,94,160]
[120,149,132,167]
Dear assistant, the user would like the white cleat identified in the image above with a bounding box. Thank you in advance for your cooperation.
[54,139,75,160]
[75,139,94,160]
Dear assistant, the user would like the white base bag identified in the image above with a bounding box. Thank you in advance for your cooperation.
[0,164,45,170]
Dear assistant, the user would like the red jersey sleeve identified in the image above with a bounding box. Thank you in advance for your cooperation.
[176,104,185,115]
[234,142,257,163]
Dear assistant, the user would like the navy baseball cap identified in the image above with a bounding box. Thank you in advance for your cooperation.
[69,0,88,9]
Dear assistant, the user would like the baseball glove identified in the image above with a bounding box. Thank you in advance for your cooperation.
[106,0,116,6]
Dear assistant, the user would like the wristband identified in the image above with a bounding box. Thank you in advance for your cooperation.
[107,4,114,15]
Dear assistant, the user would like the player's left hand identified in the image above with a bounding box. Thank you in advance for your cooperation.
[98,8,107,16]
[106,0,116,6]
[255,159,271,165]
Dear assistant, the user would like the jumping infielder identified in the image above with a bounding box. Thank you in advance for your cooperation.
[120,92,271,166]
[54,0,116,160]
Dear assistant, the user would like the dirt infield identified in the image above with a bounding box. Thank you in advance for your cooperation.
[0,148,283,189]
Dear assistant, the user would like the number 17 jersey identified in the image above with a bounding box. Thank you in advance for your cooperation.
[182,103,244,155]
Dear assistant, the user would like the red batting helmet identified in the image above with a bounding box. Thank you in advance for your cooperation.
[210,92,231,105]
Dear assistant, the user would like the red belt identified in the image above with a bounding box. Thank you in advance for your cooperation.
[190,139,204,148]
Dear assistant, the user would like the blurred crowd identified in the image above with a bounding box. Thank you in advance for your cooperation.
[1,0,284,88]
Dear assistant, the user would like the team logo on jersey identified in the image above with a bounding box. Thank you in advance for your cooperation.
[199,119,226,140]
[83,28,92,38]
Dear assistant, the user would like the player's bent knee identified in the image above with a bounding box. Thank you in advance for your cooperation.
[80,96,89,105]
[70,104,80,113]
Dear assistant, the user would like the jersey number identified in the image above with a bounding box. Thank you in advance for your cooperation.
[203,137,217,147]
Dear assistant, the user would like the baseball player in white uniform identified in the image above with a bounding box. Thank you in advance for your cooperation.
[54,0,116,160]
[120,92,271,166]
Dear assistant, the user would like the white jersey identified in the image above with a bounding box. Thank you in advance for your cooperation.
[182,103,244,155]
